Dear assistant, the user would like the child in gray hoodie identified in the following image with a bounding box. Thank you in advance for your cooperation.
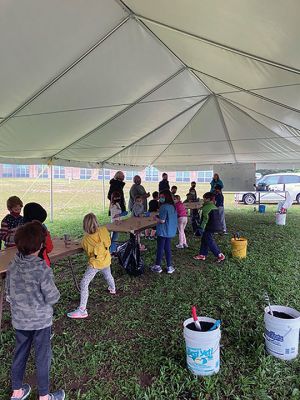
[6,221,65,400]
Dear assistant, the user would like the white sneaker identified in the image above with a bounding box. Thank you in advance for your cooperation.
[167,266,175,274]
[151,265,162,273]
[176,244,184,249]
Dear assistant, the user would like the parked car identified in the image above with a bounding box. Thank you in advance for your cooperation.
[235,173,300,205]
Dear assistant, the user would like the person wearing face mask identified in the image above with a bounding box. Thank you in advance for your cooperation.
[109,191,122,254]
[151,190,177,274]
[107,171,126,214]
[189,181,197,199]
[0,196,24,248]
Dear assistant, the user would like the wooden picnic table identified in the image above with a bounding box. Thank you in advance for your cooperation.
[0,238,83,331]
[184,201,203,210]
[106,213,157,233]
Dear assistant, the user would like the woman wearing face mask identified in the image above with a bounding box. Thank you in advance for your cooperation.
[151,190,177,274]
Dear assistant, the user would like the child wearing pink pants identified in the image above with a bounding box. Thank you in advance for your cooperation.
[174,195,188,249]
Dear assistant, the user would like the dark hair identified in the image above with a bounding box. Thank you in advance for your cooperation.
[213,173,220,181]
[111,191,121,204]
[15,221,46,256]
[7,196,23,210]
[215,184,222,191]
[159,190,174,205]
[152,191,159,199]
[203,192,215,201]
[191,181,196,185]
[135,195,142,201]
[23,202,47,223]
[162,173,168,177]
[171,185,177,190]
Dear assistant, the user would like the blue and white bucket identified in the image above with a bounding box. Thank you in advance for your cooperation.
[183,317,221,376]
[264,305,300,360]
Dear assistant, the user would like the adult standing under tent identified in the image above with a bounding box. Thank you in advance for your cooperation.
[159,173,170,193]
[107,171,126,213]
[210,174,224,193]
[189,182,198,199]
[128,175,150,212]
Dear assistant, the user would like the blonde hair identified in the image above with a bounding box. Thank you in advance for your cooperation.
[83,213,100,234]
[114,170,124,181]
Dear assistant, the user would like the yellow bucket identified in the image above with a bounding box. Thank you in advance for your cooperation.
[231,238,247,259]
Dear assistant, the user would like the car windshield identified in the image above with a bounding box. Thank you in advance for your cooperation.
[257,176,279,185]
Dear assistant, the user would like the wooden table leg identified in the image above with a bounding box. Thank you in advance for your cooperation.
[68,257,80,293]
[0,273,6,332]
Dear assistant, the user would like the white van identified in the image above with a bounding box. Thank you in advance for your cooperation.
[235,173,300,205]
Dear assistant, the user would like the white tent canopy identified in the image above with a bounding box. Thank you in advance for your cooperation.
[0,0,300,170]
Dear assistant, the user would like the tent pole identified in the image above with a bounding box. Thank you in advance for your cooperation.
[102,166,106,213]
[50,164,54,222]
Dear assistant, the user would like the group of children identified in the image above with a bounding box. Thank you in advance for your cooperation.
[2,177,226,399]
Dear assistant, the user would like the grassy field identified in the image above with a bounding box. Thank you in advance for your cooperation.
[0,179,300,399]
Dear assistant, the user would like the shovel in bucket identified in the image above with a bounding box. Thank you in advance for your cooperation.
[191,306,202,331]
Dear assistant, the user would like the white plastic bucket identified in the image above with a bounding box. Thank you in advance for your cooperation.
[276,213,286,226]
[183,317,221,376]
[264,305,300,360]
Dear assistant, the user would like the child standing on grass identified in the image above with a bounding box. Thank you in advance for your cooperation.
[145,191,159,240]
[6,221,64,400]
[174,195,188,249]
[67,213,116,319]
[0,196,24,248]
[214,184,227,234]
[23,202,54,267]
[131,195,145,217]
[151,190,177,274]
[109,191,122,254]
[193,192,225,263]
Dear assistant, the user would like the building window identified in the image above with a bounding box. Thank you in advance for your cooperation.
[15,165,29,178]
[53,166,65,179]
[176,171,190,182]
[145,167,159,182]
[197,170,213,183]
[2,164,14,177]
[37,165,49,178]
[80,168,92,180]
[98,169,111,180]
[125,170,139,181]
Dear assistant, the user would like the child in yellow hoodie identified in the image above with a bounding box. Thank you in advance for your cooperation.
[67,213,116,319]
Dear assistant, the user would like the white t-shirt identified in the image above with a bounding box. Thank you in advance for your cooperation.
[110,202,121,222]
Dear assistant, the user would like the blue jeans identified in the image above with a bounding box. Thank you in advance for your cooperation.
[156,236,172,267]
[200,231,220,257]
[11,327,52,396]
[110,231,119,253]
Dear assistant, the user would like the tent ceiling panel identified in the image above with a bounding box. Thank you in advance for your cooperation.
[58,98,202,163]
[124,0,300,69]
[222,92,300,131]
[0,106,124,159]
[172,96,230,144]
[1,0,300,168]
[146,69,210,101]
[225,103,300,147]
[219,99,300,162]
[0,0,127,116]
[16,19,182,116]
[107,102,204,165]
[193,72,239,95]
[142,21,300,93]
